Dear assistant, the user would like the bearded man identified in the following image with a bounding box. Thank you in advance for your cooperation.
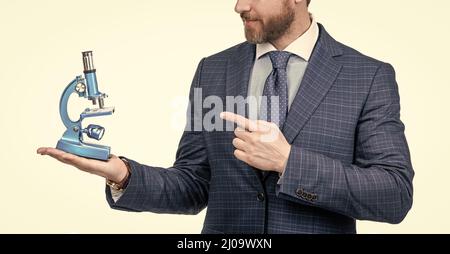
[38,0,414,234]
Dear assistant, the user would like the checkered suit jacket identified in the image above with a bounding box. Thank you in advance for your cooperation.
[106,24,414,234]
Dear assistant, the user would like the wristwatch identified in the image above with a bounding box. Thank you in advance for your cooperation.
[106,157,131,191]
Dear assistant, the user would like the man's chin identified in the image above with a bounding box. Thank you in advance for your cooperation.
[245,31,265,44]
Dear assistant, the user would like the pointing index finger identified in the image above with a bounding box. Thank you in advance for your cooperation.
[220,112,257,132]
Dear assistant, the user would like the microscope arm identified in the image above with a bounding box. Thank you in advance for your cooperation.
[59,76,85,130]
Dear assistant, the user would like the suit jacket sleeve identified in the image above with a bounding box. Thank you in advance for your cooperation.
[105,58,211,215]
[276,63,414,224]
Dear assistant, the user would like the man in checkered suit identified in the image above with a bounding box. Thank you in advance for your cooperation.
[38,0,413,233]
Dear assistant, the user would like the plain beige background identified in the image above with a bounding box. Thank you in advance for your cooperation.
[1,0,449,233]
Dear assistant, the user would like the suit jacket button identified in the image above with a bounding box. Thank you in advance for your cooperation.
[307,193,313,201]
[257,192,265,202]
[295,188,304,197]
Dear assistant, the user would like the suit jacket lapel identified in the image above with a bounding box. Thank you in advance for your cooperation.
[282,25,343,144]
[225,42,256,118]
[225,43,266,182]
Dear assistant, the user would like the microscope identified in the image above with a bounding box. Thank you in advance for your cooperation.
[56,51,115,161]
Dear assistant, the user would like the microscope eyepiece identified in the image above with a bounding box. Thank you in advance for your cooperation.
[82,51,95,72]
[82,50,102,103]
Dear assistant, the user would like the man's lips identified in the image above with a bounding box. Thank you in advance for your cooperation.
[243,19,259,27]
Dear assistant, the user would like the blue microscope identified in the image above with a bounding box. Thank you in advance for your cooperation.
[56,51,115,161]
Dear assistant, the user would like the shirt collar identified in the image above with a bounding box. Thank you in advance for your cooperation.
[255,15,319,62]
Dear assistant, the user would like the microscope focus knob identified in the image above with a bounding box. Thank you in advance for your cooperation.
[83,124,105,141]
[75,83,86,93]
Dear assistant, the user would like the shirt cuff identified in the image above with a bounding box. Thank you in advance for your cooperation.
[110,187,124,203]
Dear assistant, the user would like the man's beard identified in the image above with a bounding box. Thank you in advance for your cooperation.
[242,4,295,44]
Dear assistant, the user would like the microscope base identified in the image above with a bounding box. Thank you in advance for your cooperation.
[56,139,111,161]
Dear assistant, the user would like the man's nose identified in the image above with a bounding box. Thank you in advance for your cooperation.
[235,0,252,14]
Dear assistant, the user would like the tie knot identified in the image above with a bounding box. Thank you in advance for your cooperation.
[268,51,292,69]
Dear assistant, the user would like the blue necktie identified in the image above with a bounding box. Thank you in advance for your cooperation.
[260,51,291,128]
